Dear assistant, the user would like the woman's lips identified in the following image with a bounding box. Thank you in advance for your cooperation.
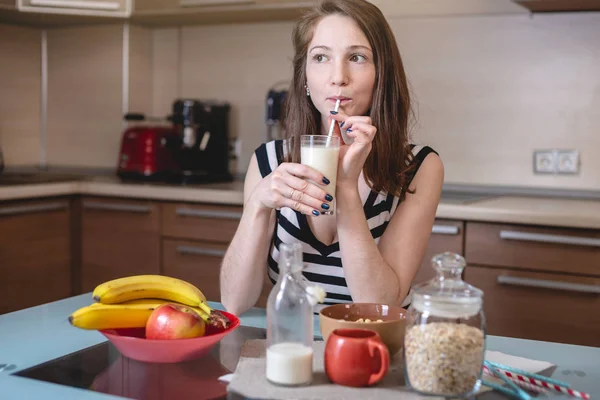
[328,97,351,105]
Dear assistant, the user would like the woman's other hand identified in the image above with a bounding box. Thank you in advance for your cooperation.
[328,110,377,189]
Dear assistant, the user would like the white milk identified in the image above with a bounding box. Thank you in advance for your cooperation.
[300,145,339,215]
[266,342,314,386]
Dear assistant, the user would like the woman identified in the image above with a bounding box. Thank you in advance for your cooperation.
[220,0,444,316]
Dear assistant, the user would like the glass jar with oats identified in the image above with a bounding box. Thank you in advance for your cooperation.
[403,252,486,398]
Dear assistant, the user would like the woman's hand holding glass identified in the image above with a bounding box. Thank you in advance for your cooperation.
[251,163,334,216]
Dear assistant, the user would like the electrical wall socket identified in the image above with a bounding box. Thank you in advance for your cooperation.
[533,149,580,175]
[556,150,580,174]
[533,150,557,174]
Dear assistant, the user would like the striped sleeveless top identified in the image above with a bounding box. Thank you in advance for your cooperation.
[255,140,438,310]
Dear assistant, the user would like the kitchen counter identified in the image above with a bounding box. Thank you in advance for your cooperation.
[0,174,245,205]
[2,171,600,230]
[0,294,599,399]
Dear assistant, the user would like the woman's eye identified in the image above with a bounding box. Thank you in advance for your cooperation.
[350,54,367,62]
[313,54,328,62]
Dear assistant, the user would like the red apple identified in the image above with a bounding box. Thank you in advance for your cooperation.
[145,303,206,340]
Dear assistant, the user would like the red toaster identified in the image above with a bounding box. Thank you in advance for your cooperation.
[116,124,182,181]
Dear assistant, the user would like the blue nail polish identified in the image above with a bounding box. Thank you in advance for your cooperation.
[346,129,352,133]
[340,121,345,128]
[322,203,330,210]
[325,194,333,202]
[322,177,330,185]
[312,210,320,216]
[330,110,338,115]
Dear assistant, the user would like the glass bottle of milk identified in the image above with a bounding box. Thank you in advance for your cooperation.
[266,242,325,386]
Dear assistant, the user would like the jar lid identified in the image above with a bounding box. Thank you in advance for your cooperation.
[411,252,483,318]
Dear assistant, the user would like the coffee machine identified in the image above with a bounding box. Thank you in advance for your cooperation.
[265,89,287,141]
[171,99,234,184]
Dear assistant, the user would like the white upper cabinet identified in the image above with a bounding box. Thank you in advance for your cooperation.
[17,0,131,16]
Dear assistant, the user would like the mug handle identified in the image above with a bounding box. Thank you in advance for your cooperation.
[367,339,390,385]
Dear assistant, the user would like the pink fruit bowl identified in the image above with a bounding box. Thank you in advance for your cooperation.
[99,311,240,363]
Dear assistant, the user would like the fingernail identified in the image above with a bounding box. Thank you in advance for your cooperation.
[346,129,352,133]
[330,110,338,115]
[321,203,330,210]
[325,194,333,202]
[340,121,345,128]
[322,177,330,185]
[312,210,320,216]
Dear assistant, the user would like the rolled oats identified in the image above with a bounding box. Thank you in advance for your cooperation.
[405,322,484,396]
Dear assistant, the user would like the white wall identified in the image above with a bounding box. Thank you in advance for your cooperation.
[153,12,600,191]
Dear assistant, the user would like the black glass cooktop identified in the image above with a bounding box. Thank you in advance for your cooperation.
[15,326,266,400]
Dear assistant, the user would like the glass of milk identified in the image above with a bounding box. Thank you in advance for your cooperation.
[266,242,325,386]
[300,135,340,215]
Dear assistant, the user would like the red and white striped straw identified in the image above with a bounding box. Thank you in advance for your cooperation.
[483,366,550,394]
[483,365,591,400]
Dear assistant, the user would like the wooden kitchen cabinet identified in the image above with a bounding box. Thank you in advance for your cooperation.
[162,202,243,243]
[162,239,227,302]
[464,221,600,346]
[255,0,308,4]
[464,266,600,347]
[413,219,464,285]
[0,198,72,314]
[130,0,308,27]
[132,0,178,12]
[80,196,160,293]
[514,0,600,13]
[162,237,273,306]
[0,0,131,26]
[465,222,600,276]
[161,202,273,306]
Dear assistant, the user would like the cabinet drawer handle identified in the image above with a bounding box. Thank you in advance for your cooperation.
[497,275,600,294]
[176,245,226,257]
[499,230,600,248]
[83,201,152,213]
[432,225,459,235]
[175,208,242,220]
[0,202,67,216]
[30,0,121,10]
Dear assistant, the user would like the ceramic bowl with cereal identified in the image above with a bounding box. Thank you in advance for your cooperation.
[318,303,407,356]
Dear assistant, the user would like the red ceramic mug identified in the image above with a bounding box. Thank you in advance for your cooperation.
[324,328,390,387]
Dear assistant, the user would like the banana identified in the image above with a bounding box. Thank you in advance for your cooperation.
[114,298,211,322]
[92,275,206,307]
[69,302,158,330]
[70,300,210,330]
[92,275,231,330]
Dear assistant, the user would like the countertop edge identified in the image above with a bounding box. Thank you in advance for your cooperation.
[2,181,600,230]
[435,203,600,230]
[0,181,245,206]
[79,181,245,205]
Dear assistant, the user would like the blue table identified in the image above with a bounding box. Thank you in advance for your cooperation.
[1,293,598,399]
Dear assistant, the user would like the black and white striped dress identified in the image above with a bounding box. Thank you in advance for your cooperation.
[255,139,437,310]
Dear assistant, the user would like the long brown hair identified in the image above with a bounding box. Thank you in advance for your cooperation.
[283,0,415,200]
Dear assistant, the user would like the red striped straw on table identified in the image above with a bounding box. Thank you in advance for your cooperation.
[483,365,591,400]
[483,366,550,394]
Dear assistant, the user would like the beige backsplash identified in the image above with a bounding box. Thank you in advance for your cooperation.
[0,25,41,166]
[150,12,600,191]
[46,25,124,168]
[1,11,599,191]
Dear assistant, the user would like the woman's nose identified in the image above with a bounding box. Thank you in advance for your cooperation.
[330,60,349,87]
